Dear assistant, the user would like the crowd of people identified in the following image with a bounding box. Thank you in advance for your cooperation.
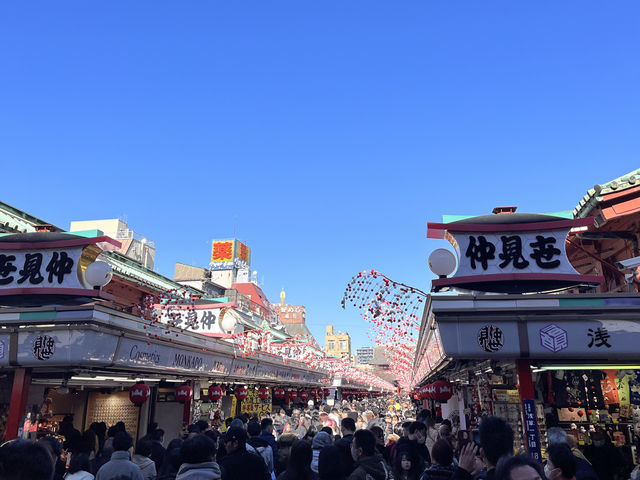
[0,396,631,480]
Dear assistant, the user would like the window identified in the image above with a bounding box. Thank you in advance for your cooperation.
[339,340,347,351]
[285,314,289,319]
[328,341,335,350]
[293,314,297,319]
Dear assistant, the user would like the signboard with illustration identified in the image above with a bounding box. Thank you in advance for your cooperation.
[427,215,603,293]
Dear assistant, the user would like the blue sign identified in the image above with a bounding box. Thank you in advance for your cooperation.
[522,399,541,462]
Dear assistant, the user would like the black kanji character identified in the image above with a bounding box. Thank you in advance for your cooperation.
[45,251,74,284]
[465,236,496,270]
[0,254,17,285]
[588,327,611,348]
[498,235,530,269]
[17,253,44,285]
[529,235,561,269]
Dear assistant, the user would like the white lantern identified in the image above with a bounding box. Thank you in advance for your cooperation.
[85,261,113,287]
[428,249,457,277]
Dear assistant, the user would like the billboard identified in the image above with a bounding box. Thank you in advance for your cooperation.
[210,240,251,270]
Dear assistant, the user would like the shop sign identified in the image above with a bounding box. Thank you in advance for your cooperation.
[539,324,568,353]
[277,369,292,381]
[492,389,519,404]
[115,338,233,374]
[477,325,504,353]
[231,358,257,378]
[256,364,278,380]
[522,399,541,462]
[240,388,272,416]
[17,331,118,366]
[210,240,251,270]
[428,217,602,293]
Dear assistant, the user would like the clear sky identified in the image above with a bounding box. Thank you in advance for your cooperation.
[1,1,638,350]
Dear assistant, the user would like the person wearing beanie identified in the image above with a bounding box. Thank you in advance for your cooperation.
[311,432,333,473]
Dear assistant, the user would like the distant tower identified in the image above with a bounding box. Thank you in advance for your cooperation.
[280,286,285,307]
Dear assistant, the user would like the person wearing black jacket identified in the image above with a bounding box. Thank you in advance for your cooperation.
[219,427,270,480]
[394,422,431,469]
[336,417,357,476]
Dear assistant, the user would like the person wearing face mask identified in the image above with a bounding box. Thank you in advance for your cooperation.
[349,430,393,480]
[584,429,622,480]
[394,422,431,469]
[545,444,577,480]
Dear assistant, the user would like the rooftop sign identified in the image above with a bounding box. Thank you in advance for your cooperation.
[427,214,603,293]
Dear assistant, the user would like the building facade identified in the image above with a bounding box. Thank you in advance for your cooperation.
[325,325,351,358]
[356,347,374,364]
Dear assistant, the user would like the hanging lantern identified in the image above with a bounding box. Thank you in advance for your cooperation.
[273,387,285,399]
[288,390,298,401]
[310,388,318,398]
[129,382,150,406]
[176,385,193,403]
[299,390,309,402]
[235,386,248,401]
[323,388,330,398]
[257,387,270,400]
[208,385,223,402]
[432,380,453,402]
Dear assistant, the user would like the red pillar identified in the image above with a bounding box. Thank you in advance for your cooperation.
[516,359,535,400]
[516,358,541,459]
[6,368,31,441]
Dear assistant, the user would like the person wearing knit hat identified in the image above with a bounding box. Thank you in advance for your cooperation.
[310,432,333,473]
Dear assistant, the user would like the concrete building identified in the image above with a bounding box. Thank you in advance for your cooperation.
[70,219,156,270]
[325,325,351,358]
[271,288,313,338]
[356,347,374,364]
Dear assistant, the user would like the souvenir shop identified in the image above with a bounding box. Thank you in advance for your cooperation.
[414,292,640,466]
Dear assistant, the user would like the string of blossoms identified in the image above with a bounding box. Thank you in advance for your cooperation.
[136,289,198,342]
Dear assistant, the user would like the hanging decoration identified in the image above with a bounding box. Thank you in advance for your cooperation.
[136,289,198,342]
[257,387,270,400]
[299,390,309,402]
[208,385,223,402]
[176,385,193,403]
[129,382,151,406]
[273,387,285,399]
[235,386,248,401]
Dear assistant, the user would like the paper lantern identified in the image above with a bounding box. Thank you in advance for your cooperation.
[235,386,248,401]
[432,380,453,402]
[299,390,309,402]
[129,382,150,406]
[273,387,285,399]
[257,387,270,400]
[176,385,193,403]
[288,390,298,401]
[208,385,223,402]
[323,388,330,398]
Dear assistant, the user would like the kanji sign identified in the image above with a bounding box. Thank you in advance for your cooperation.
[210,240,251,270]
[33,335,56,361]
[1,249,84,290]
[522,399,542,462]
[427,216,603,293]
[477,324,504,353]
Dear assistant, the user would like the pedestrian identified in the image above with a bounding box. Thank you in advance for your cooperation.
[95,432,144,480]
[218,427,270,480]
[393,450,422,480]
[65,453,95,480]
[348,430,393,480]
[369,426,386,457]
[247,421,274,474]
[276,440,315,480]
[0,438,55,480]
[132,439,157,480]
[394,422,431,468]
[175,434,221,480]
[150,429,166,471]
[259,418,280,471]
[336,417,357,476]
[546,428,597,480]
[420,440,455,480]
[275,434,297,476]
[310,432,333,474]
[157,439,183,480]
[583,429,622,480]
[494,455,544,480]
[545,443,577,480]
[318,445,346,480]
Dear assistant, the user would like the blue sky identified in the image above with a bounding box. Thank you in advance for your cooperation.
[1,1,638,350]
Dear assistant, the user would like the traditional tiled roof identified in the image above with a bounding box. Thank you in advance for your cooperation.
[0,201,63,233]
[574,168,640,218]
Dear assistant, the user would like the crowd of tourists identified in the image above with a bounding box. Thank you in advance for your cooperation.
[0,396,630,480]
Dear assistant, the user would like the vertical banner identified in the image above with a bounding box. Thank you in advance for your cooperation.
[522,399,541,461]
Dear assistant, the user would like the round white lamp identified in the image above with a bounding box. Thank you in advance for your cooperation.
[428,249,457,278]
[85,261,113,287]
[220,310,238,333]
